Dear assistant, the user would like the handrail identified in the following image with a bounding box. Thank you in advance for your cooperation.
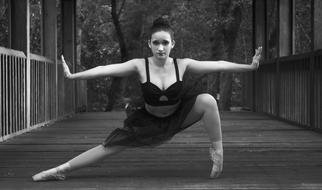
[30,53,54,63]
[252,49,322,132]
[262,50,322,64]
[0,47,87,142]
[0,46,28,141]
[0,46,26,58]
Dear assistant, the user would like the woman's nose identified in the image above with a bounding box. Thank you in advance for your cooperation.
[157,45,164,51]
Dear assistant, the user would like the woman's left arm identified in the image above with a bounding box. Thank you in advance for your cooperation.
[185,47,262,74]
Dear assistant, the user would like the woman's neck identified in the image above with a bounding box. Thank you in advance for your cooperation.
[151,57,171,67]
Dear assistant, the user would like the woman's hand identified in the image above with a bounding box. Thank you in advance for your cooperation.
[251,46,262,70]
[61,55,73,79]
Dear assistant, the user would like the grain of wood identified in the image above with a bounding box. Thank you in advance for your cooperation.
[0,111,322,189]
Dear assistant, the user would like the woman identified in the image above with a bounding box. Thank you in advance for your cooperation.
[32,17,262,181]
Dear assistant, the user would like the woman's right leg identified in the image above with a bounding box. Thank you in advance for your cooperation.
[68,145,126,171]
[32,145,127,181]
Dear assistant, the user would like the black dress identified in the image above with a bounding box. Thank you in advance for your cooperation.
[102,58,206,147]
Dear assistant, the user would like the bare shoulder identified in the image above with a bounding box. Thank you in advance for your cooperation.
[177,58,195,64]
[174,58,195,76]
[130,58,145,71]
[176,58,197,70]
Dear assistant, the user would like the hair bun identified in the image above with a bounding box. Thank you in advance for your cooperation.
[152,16,171,28]
[149,15,174,39]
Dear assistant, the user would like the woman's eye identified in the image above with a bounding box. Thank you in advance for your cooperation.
[152,41,160,45]
[162,41,169,46]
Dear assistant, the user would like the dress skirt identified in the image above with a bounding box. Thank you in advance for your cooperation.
[102,76,207,147]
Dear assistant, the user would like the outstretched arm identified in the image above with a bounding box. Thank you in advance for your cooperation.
[61,55,138,80]
[185,47,262,74]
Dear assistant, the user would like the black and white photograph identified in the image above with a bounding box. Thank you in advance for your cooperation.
[0,0,321,189]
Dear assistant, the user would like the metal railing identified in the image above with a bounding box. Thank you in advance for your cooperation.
[0,47,27,140]
[254,50,322,131]
[1,46,87,141]
[30,54,57,127]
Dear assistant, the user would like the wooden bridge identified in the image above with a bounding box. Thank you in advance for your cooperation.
[1,0,322,189]
[1,111,322,189]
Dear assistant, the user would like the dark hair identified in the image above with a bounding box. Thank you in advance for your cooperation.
[149,16,174,40]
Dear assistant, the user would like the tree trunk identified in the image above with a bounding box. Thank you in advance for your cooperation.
[219,2,242,110]
[210,0,242,110]
[106,0,128,111]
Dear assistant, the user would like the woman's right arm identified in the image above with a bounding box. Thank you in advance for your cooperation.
[61,55,139,80]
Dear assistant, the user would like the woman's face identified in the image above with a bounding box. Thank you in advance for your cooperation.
[149,31,175,60]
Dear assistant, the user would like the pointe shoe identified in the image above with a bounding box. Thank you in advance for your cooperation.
[209,147,223,178]
[32,168,66,181]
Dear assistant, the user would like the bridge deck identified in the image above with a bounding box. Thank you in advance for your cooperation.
[1,111,322,189]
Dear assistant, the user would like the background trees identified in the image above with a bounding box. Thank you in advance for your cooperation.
[77,0,253,111]
[0,0,314,112]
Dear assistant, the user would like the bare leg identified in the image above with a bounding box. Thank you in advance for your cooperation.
[182,93,223,178]
[68,145,126,171]
[32,145,126,181]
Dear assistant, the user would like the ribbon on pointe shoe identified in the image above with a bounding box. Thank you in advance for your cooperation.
[209,147,223,178]
[32,168,66,182]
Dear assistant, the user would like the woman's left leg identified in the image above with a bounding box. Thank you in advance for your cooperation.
[182,93,223,178]
[32,145,127,181]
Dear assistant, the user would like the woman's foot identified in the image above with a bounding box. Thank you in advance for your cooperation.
[209,147,223,178]
[32,168,66,181]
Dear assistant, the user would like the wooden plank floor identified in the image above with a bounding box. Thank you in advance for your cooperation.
[1,111,322,189]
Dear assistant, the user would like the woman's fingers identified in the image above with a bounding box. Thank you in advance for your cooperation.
[61,55,72,78]
[61,55,65,62]
[256,46,262,57]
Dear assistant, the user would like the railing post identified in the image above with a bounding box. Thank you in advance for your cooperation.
[313,0,322,130]
[279,0,293,57]
[62,0,76,114]
[275,58,280,117]
[253,0,267,111]
[10,0,30,130]
[278,0,293,117]
[42,0,58,120]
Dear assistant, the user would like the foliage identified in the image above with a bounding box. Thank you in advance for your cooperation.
[30,0,41,54]
[0,0,315,111]
[294,0,312,54]
[0,0,8,47]
[77,0,254,111]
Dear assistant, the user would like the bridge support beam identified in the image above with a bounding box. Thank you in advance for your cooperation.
[42,0,58,119]
[10,0,31,129]
[279,0,292,56]
[62,0,76,113]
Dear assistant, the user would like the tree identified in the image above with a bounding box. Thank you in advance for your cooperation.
[78,0,253,111]
[105,0,128,111]
[209,0,243,110]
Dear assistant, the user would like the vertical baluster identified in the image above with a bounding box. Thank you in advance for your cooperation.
[294,64,296,124]
[37,60,39,124]
[45,62,48,121]
[295,68,299,124]
[40,61,42,122]
[9,56,12,135]
[285,69,288,121]
[30,60,33,126]
[42,61,45,122]
[24,58,27,129]
[13,56,17,133]
[4,55,8,136]
[0,54,3,138]
[319,64,321,129]
[36,60,38,125]
[34,59,37,125]
[287,70,292,120]
[318,59,320,128]
[17,56,20,131]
